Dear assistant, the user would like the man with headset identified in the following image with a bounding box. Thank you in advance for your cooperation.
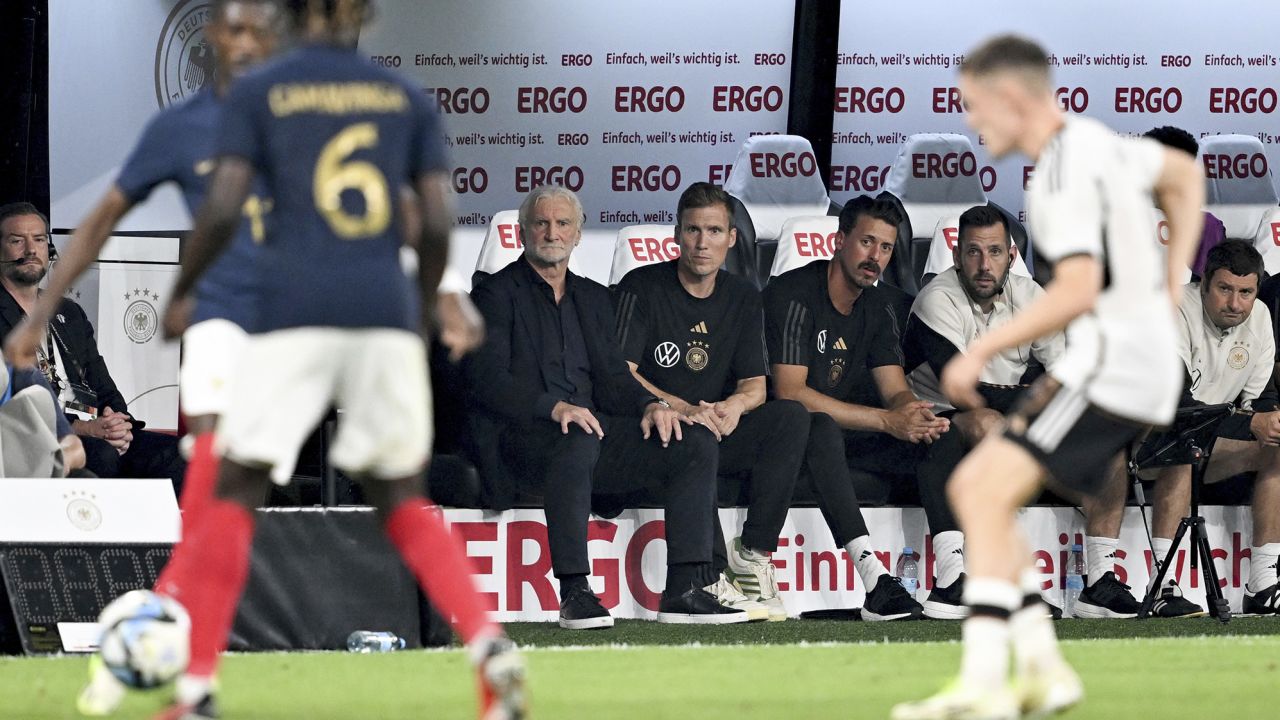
[0,202,182,484]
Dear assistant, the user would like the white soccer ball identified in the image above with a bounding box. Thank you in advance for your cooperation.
[97,590,191,689]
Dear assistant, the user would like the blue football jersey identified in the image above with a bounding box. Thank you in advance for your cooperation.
[115,90,266,328]
[217,44,448,332]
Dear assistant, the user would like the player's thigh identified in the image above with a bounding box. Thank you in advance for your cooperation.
[218,328,341,484]
[331,329,431,480]
[1205,437,1265,482]
[179,318,249,418]
[949,435,1045,513]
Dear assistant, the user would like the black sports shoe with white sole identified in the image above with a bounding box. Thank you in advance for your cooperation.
[558,587,614,630]
[1073,571,1140,618]
[922,573,967,620]
[863,575,924,622]
[657,586,751,624]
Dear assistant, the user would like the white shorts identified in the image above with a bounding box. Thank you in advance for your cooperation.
[180,319,249,418]
[217,327,432,486]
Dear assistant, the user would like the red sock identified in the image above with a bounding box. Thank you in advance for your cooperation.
[158,496,255,678]
[177,433,219,522]
[153,433,219,605]
[385,499,496,644]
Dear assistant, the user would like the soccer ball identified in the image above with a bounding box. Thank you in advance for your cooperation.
[97,590,191,689]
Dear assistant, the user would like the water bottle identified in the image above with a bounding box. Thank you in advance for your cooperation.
[896,547,919,595]
[1063,544,1085,618]
[346,631,405,653]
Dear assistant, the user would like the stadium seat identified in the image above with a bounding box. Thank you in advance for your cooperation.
[472,209,583,287]
[1199,135,1280,272]
[879,134,989,294]
[919,210,1033,286]
[608,224,677,287]
[723,134,839,285]
[768,215,840,278]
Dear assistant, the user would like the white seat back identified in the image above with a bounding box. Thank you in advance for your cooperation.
[609,224,678,285]
[723,134,831,242]
[884,133,988,241]
[769,216,840,277]
[1200,135,1280,256]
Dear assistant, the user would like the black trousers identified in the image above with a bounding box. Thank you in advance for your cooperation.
[713,410,883,574]
[501,414,718,578]
[81,429,187,494]
[842,425,963,534]
[710,400,809,571]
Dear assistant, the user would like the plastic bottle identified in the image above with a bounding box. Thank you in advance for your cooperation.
[896,547,919,595]
[346,631,405,653]
[1063,544,1085,618]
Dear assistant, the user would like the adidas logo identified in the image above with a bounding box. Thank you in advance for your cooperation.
[833,337,847,350]
[689,321,708,334]
[859,551,873,561]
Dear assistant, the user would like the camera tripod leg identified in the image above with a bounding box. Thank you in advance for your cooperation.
[1139,516,1193,618]
[1191,520,1231,623]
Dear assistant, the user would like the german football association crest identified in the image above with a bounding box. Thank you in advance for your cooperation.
[827,358,845,387]
[155,0,214,109]
[1228,345,1249,370]
[686,344,709,371]
[64,491,102,532]
[124,288,161,344]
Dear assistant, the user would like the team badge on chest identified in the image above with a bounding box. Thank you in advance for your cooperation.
[1228,344,1249,370]
[827,358,846,387]
[686,340,709,371]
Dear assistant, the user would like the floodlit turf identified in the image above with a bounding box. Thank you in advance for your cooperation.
[2,622,1279,719]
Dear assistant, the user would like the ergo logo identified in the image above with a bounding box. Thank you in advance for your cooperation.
[793,231,840,258]
[451,167,488,194]
[496,223,522,249]
[830,165,890,192]
[711,85,784,112]
[516,86,587,113]
[429,87,489,114]
[628,235,680,262]
[515,166,584,192]
[750,151,817,178]
[834,86,904,113]
[1114,87,1182,113]
[615,85,685,112]
[942,226,959,250]
[1202,153,1269,179]
[911,152,997,192]
[1209,87,1278,114]
[612,165,681,192]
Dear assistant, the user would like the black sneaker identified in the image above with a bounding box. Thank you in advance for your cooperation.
[1243,581,1280,615]
[558,587,614,630]
[1044,599,1063,620]
[153,694,219,720]
[922,573,967,620]
[862,575,924,622]
[657,586,750,624]
[1073,571,1140,618]
[1150,582,1207,618]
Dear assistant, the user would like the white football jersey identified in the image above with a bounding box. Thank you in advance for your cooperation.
[1026,116,1181,424]
[1177,282,1274,407]
[908,267,1064,411]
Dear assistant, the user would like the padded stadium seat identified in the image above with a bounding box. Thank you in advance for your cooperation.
[919,210,1033,285]
[1200,135,1280,271]
[880,134,989,294]
[723,134,837,285]
[768,215,840,278]
[471,209,583,287]
[609,224,677,286]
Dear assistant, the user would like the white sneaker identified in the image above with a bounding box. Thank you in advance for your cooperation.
[1015,662,1084,719]
[725,537,784,620]
[704,574,768,622]
[76,655,127,717]
[891,679,1019,720]
[758,593,787,622]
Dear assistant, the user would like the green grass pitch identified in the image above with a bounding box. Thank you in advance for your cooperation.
[2,619,1278,719]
